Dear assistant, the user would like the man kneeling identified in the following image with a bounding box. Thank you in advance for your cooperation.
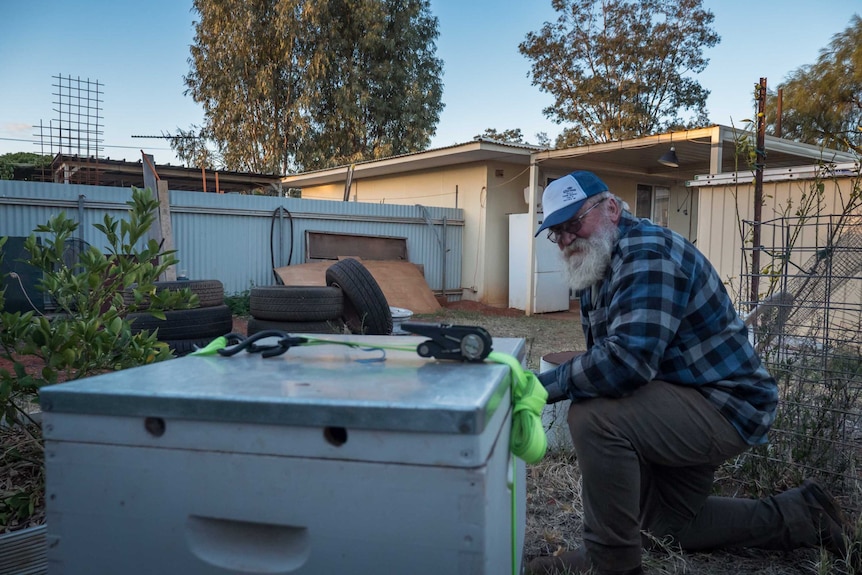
[527,171,858,575]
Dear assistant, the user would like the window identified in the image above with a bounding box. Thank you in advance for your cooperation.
[635,184,670,227]
[636,185,652,219]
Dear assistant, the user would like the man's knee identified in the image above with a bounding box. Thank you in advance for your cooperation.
[567,399,609,445]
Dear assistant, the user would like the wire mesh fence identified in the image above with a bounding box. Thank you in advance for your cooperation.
[739,215,862,498]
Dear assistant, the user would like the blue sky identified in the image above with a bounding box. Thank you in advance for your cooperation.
[0,1,858,166]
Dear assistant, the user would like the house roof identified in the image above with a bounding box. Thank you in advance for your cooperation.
[281,139,541,187]
[44,154,284,193]
[281,125,858,187]
[533,125,857,182]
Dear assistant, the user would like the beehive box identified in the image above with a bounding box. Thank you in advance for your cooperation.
[41,334,526,574]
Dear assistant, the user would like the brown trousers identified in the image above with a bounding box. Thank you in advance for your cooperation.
[567,380,818,572]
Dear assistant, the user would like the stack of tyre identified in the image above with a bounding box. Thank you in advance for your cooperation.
[247,258,393,336]
[125,279,233,356]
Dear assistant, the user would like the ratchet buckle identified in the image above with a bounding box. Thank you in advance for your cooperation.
[400,322,493,362]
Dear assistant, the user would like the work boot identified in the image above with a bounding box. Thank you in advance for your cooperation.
[800,479,860,572]
[525,547,592,574]
[525,546,645,575]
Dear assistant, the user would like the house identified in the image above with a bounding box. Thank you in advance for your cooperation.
[281,125,857,313]
[283,138,541,307]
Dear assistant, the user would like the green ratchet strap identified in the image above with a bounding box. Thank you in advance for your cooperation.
[486,350,549,575]
[190,336,229,356]
[487,351,549,464]
[191,333,418,357]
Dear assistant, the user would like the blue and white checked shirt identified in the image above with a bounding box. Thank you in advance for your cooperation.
[549,212,777,445]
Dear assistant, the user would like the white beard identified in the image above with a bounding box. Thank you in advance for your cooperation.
[560,220,618,292]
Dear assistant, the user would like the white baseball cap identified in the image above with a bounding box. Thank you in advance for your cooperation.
[534,170,609,237]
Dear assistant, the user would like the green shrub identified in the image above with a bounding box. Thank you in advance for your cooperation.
[0,187,202,529]
[0,186,197,425]
[224,283,253,317]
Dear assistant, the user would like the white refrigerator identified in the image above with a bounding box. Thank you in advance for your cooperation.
[508,212,571,313]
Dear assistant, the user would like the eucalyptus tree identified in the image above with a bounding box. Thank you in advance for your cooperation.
[472,128,552,147]
[519,0,719,148]
[297,0,444,170]
[183,0,305,174]
[163,126,217,170]
[475,128,526,144]
[766,15,862,154]
[183,0,443,174]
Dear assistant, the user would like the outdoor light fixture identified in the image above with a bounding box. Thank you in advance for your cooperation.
[658,146,680,168]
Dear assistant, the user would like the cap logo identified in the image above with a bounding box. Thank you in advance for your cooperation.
[560,184,586,205]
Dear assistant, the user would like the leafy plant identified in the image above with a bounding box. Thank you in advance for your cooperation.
[0,187,201,528]
[0,187,201,423]
[0,152,53,181]
[224,283,253,317]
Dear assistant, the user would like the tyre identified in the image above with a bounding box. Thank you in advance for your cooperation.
[325,258,392,335]
[249,286,343,321]
[128,304,233,340]
[123,279,224,309]
[247,317,346,336]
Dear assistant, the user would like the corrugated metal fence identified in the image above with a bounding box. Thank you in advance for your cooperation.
[0,525,45,575]
[0,181,464,297]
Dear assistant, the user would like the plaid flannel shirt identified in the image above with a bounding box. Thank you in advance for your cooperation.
[558,212,777,445]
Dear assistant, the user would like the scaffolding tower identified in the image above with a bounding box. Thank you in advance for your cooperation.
[36,74,104,185]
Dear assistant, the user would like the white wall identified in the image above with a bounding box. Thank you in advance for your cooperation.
[695,175,859,290]
[483,163,532,307]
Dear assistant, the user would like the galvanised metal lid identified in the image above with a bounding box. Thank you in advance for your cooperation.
[40,335,524,435]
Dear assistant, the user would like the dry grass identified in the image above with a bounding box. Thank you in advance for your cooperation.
[0,423,45,534]
[415,303,849,575]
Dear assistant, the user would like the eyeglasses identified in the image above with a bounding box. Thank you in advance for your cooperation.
[546,197,607,243]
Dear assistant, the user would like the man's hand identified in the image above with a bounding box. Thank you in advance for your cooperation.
[535,368,568,404]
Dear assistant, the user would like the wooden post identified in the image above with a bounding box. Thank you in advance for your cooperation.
[776,88,783,138]
[525,162,540,316]
[157,180,177,281]
[141,152,163,247]
[343,164,355,201]
[750,78,767,310]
